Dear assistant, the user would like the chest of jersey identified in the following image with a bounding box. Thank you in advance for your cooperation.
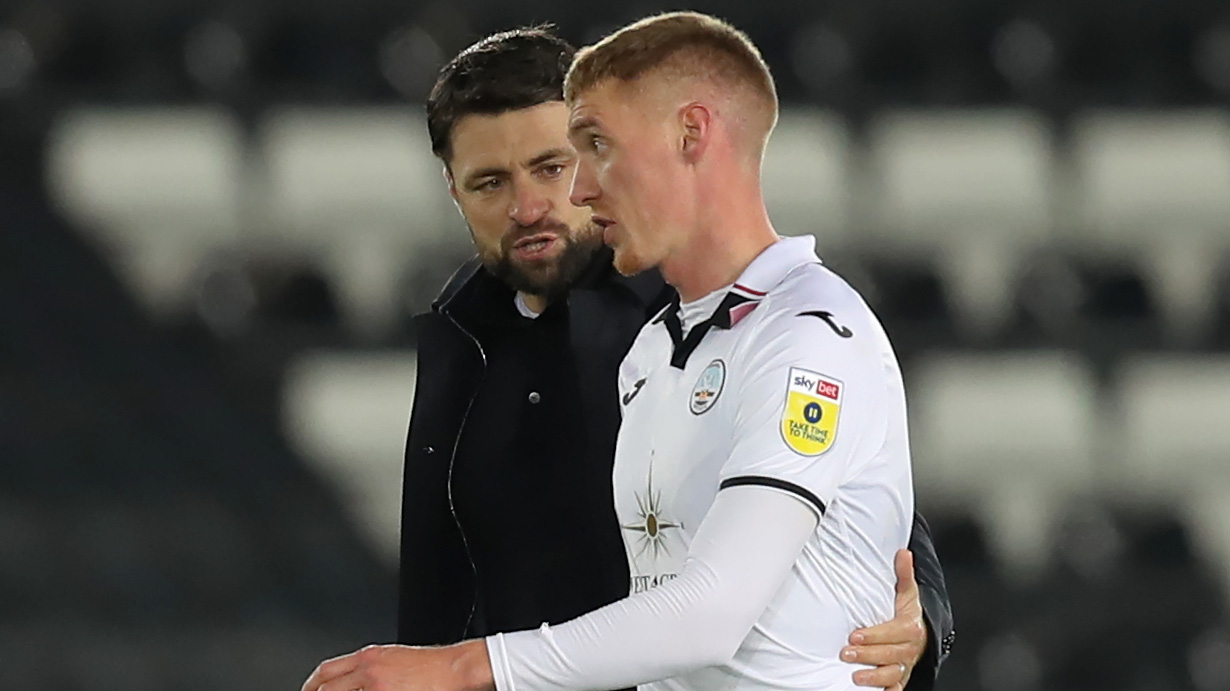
[613,324,743,589]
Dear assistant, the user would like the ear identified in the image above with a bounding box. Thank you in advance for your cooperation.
[443,165,467,218]
[443,164,459,202]
[679,102,712,164]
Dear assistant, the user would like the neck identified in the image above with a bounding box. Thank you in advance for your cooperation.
[519,291,549,314]
[662,177,778,303]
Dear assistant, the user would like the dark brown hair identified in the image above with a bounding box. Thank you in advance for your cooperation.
[427,26,576,163]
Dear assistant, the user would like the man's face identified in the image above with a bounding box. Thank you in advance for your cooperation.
[568,80,686,277]
[447,101,603,300]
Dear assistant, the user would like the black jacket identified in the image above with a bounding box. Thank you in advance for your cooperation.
[398,251,954,687]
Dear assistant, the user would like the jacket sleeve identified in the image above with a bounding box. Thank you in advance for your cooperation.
[904,510,954,691]
[396,318,478,645]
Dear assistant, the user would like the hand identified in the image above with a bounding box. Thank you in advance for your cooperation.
[842,549,927,691]
[301,640,494,691]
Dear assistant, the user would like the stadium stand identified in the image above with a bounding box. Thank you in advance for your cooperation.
[761,108,853,245]
[43,107,247,316]
[909,351,1099,580]
[3,0,1229,688]
[1068,110,1230,346]
[281,350,419,561]
[256,106,462,338]
[865,109,1056,341]
[0,173,395,690]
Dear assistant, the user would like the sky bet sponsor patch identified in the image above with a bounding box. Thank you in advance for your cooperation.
[781,367,843,456]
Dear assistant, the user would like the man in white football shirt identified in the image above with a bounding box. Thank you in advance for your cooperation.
[302,11,919,691]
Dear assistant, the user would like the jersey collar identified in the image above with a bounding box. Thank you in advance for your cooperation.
[654,236,822,369]
[728,235,822,298]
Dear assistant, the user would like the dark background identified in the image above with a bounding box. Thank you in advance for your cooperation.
[2,1,1230,690]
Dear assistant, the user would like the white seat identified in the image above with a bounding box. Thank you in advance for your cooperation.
[281,350,418,561]
[45,106,246,314]
[257,107,458,336]
[865,109,1056,338]
[1107,355,1230,499]
[1072,110,1230,235]
[909,351,1098,579]
[762,109,852,247]
[1184,491,1230,611]
[1069,110,1230,343]
[1111,355,1230,609]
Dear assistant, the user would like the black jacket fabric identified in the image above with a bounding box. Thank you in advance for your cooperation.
[398,250,953,687]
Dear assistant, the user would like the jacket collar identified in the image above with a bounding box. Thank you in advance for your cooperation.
[431,256,485,315]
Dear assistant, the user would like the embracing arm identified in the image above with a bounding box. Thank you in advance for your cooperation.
[842,511,953,691]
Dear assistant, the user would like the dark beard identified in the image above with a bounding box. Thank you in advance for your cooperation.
[482,225,605,303]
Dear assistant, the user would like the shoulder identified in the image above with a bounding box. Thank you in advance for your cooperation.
[752,263,879,349]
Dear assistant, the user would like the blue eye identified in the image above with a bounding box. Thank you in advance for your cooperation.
[591,135,606,153]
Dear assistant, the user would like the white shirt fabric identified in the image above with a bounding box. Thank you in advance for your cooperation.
[514,292,543,319]
[488,484,820,690]
[677,284,731,332]
[487,236,914,690]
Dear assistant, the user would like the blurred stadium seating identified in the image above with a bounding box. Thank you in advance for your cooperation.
[2,0,1230,689]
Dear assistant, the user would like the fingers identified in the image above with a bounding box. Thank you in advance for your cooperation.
[842,642,917,667]
[315,670,365,691]
[302,648,368,691]
[849,550,924,649]
[848,613,926,647]
[851,661,910,689]
[894,548,917,595]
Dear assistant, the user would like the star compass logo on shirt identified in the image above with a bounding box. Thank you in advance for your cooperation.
[622,467,684,562]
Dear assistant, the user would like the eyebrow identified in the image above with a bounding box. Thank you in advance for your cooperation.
[463,166,507,186]
[525,147,572,168]
[568,115,601,135]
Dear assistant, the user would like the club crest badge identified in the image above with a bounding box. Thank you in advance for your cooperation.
[690,359,726,415]
[781,367,843,455]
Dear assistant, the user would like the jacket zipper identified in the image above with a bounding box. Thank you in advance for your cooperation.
[442,308,486,638]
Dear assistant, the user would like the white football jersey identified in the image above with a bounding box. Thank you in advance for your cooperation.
[613,236,914,690]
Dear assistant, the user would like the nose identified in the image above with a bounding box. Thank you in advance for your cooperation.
[509,182,550,227]
[570,157,600,209]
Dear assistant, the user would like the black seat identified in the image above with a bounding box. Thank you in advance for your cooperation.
[1004,252,1163,360]
[849,254,961,361]
[1040,507,1223,691]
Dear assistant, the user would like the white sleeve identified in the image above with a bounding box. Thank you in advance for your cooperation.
[720,310,881,517]
[485,484,818,691]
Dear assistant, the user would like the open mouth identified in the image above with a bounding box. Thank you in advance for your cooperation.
[512,232,559,259]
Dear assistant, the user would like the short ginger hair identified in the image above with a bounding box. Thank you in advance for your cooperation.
[564,11,778,138]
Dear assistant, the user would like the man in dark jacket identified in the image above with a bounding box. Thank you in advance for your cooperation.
[394,26,953,691]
